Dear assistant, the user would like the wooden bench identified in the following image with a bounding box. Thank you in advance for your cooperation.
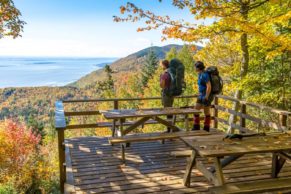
[66,116,215,130]
[209,177,291,194]
[108,130,210,163]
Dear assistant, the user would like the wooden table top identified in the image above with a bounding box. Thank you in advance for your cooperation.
[100,108,201,119]
[181,133,291,157]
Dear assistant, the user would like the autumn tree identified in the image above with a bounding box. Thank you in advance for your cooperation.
[141,47,159,88]
[0,0,25,38]
[114,0,290,132]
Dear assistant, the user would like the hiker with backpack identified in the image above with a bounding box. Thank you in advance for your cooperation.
[192,61,223,132]
[160,59,186,132]
[160,60,174,132]
[160,60,174,108]
[160,58,186,107]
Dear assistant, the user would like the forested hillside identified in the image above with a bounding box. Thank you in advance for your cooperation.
[71,44,188,88]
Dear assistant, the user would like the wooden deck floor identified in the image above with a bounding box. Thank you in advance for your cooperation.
[65,136,291,194]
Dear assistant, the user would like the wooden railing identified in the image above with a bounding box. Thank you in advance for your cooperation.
[55,94,290,193]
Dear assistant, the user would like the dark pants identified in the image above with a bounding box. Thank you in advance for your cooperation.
[196,94,214,107]
[162,92,174,132]
[162,93,174,107]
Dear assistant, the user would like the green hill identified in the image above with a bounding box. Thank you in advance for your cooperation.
[69,44,188,88]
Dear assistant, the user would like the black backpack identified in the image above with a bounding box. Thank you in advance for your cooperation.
[205,66,223,94]
[168,58,186,96]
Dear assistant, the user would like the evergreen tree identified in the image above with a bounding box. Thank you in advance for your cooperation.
[141,48,158,88]
[166,47,177,61]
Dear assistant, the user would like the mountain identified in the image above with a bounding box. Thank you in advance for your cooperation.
[70,44,186,88]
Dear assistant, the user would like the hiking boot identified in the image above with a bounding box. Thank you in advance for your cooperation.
[203,126,210,132]
[192,125,200,131]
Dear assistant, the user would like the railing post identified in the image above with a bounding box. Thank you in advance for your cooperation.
[240,103,246,133]
[114,100,119,110]
[57,129,65,193]
[213,96,218,129]
[55,101,67,193]
[279,114,287,132]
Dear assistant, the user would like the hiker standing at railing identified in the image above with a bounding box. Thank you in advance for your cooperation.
[192,61,213,132]
[160,60,173,132]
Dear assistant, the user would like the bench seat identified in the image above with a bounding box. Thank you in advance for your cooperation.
[109,130,210,163]
[108,130,209,144]
[209,177,291,194]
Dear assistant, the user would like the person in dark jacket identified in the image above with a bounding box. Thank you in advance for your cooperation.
[160,60,173,108]
[160,60,174,132]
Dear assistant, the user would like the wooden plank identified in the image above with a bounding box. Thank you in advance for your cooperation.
[241,101,291,116]
[183,150,197,187]
[113,100,118,109]
[213,157,225,186]
[278,152,291,161]
[65,110,100,116]
[181,134,291,157]
[66,117,213,130]
[214,105,287,131]
[64,135,291,194]
[170,150,192,157]
[153,116,181,132]
[210,177,291,194]
[280,114,288,131]
[122,117,151,135]
[109,131,209,144]
[101,108,201,120]
[240,104,246,133]
[215,117,251,133]
[57,128,65,193]
[215,95,240,103]
[216,94,291,116]
[213,96,218,129]
[209,155,243,173]
[271,152,286,178]
[64,141,76,194]
[55,101,66,129]
[62,95,198,103]
[196,160,218,184]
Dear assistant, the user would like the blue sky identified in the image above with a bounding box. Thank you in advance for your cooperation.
[0,0,202,57]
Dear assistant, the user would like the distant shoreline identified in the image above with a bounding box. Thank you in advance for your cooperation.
[0,57,117,89]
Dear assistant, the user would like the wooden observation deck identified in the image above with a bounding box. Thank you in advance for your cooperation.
[55,95,291,194]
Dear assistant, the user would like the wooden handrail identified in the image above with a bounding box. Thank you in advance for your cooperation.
[62,95,198,103]
[217,95,291,116]
[55,101,66,129]
[55,101,66,193]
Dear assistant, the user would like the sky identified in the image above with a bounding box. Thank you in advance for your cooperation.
[0,0,204,58]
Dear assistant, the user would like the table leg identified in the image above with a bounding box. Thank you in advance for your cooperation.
[183,150,197,187]
[184,114,189,131]
[119,118,128,163]
[271,152,286,178]
[153,116,180,132]
[112,119,116,137]
[214,157,225,186]
[209,155,242,173]
[121,144,125,163]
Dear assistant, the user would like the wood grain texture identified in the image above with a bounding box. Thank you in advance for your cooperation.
[64,135,291,194]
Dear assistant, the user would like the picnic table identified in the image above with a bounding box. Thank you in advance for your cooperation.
[181,132,291,187]
[100,108,201,137]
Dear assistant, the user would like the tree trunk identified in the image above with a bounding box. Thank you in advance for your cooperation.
[227,1,249,134]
